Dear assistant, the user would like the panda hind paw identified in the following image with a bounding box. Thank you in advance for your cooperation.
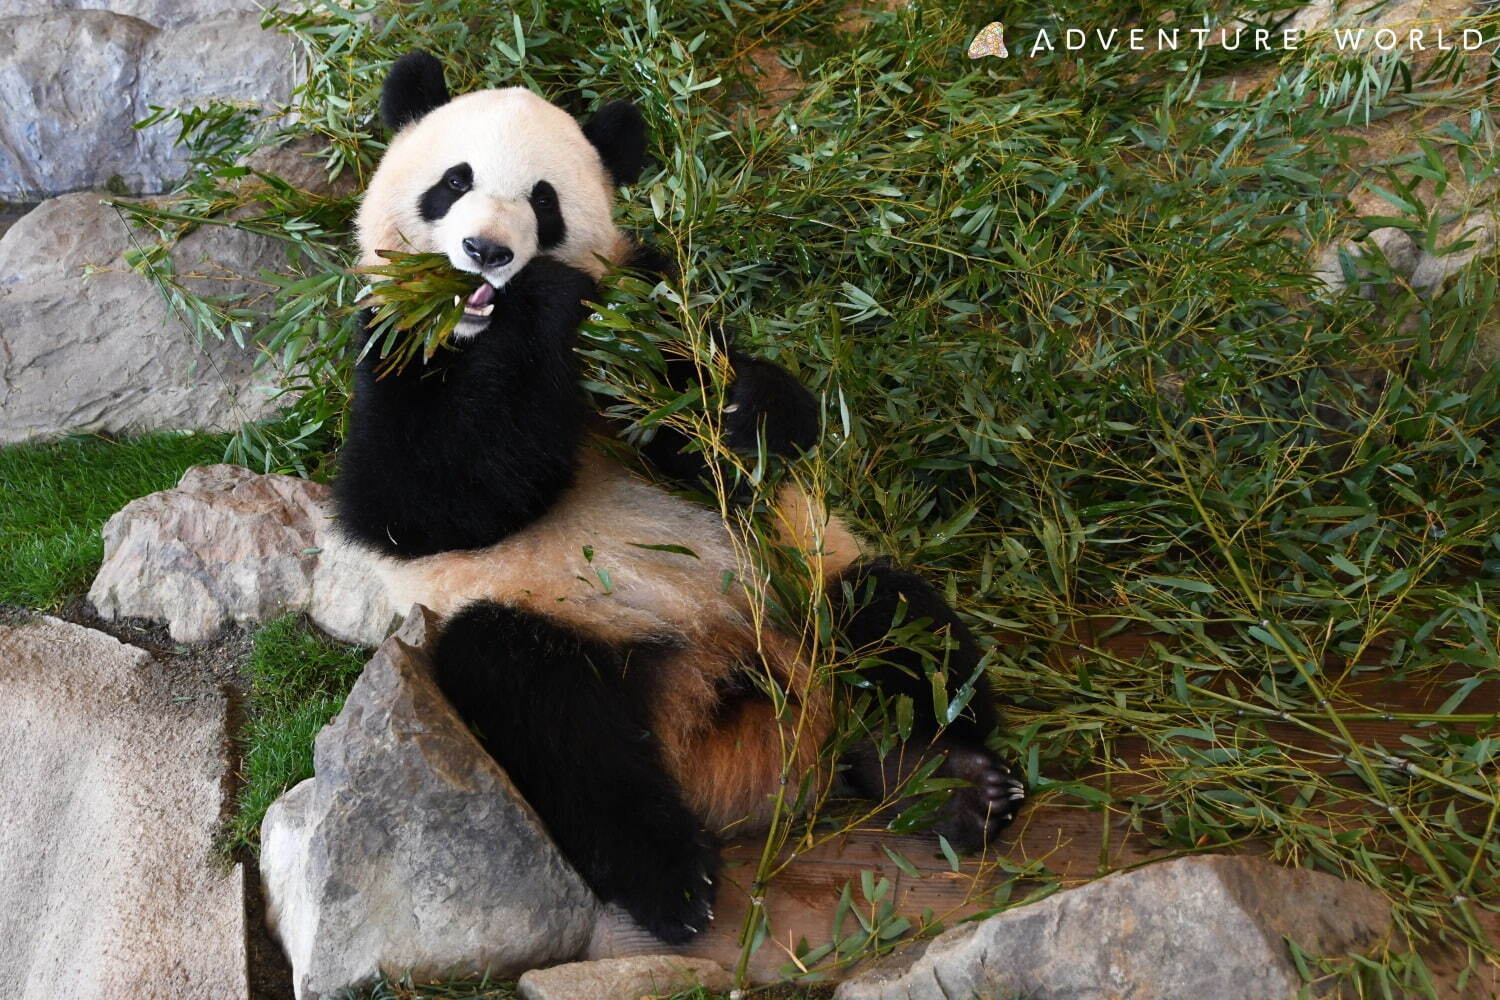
[615,826,721,945]
[930,746,1026,853]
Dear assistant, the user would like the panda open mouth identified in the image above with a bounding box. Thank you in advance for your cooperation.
[462,281,497,318]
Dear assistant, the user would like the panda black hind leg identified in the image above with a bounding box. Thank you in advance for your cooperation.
[432,601,719,943]
[832,559,1027,852]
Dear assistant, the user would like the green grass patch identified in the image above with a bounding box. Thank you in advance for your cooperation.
[223,614,367,856]
[335,977,518,1000]
[0,432,228,608]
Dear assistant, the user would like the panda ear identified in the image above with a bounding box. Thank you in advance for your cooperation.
[583,101,647,186]
[380,51,451,132]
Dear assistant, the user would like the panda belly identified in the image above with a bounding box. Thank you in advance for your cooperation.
[382,448,762,642]
[379,448,858,833]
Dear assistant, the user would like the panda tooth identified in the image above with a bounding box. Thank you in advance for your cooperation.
[453,295,461,308]
[477,303,494,316]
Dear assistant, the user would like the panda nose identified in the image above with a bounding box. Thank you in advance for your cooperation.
[462,237,514,269]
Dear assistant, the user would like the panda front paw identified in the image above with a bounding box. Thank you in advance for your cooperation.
[930,746,1026,853]
[613,824,721,944]
[723,357,820,458]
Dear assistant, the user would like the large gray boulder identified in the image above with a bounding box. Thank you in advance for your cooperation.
[0,10,295,200]
[260,606,601,1000]
[0,615,247,999]
[0,193,285,444]
[834,854,1393,1000]
[4,0,260,29]
[89,463,399,646]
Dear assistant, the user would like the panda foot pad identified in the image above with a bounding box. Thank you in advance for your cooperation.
[931,746,1026,852]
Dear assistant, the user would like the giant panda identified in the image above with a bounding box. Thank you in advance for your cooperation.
[335,50,1027,944]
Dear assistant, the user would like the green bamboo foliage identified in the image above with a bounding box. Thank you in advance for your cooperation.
[358,251,477,376]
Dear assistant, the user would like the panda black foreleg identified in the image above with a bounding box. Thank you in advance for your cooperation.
[432,601,719,943]
[639,334,820,494]
[830,559,1027,851]
[621,242,818,476]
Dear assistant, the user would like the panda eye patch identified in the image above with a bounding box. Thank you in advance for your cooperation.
[418,162,473,222]
[530,180,566,250]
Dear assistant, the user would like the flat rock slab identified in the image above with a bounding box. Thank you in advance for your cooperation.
[834,854,1394,1000]
[89,463,398,646]
[519,955,731,1000]
[0,615,247,1000]
[260,606,599,1000]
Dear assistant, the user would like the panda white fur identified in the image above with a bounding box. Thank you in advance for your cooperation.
[335,51,1026,943]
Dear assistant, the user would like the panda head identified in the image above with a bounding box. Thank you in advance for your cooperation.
[356,51,647,337]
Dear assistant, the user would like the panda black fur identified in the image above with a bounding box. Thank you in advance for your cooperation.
[335,51,1026,944]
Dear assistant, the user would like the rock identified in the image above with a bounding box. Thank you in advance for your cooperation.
[519,956,732,1000]
[260,606,600,1000]
[309,527,403,649]
[1315,214,1499,307]
[0,11,294,201]
[1287,0,1454,37]
[1364,225,1421,277]
[585,904,673,961]
[0,615,247,999]
[242,135,359,200]
[1313,225,1419,298]
[1410,213,1497,294]
[3,0,259,29]
[88,463,399,646]
[833,854,1393,1000]
[0,193,286,444]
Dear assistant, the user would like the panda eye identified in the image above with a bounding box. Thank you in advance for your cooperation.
[530,182,555,208]
[445,171,470,192]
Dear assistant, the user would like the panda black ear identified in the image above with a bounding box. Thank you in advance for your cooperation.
[583,101,647,186]
[380,51,451,132]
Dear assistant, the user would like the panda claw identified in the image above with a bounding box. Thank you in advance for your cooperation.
[931,746,1026,852]
[614,825,720,945]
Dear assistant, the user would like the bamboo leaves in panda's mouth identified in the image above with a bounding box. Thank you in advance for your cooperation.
[357,250,481,378]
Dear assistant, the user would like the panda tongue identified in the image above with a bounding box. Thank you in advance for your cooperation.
[465,282,496,310]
